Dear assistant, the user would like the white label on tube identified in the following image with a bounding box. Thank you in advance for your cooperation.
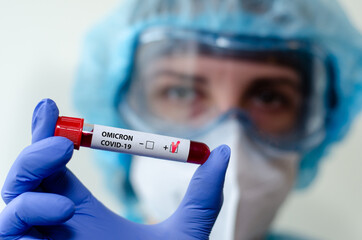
[90,124,190,162]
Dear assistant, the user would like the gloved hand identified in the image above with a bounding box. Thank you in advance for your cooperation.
[0,99,231,240]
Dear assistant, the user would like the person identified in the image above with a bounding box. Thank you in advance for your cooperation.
[73,0,362,239]
[1,0,362,239]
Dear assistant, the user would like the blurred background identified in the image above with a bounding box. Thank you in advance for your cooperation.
[0,1,361,239]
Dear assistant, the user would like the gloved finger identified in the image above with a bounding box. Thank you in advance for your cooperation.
[17,228,47,240]
[181,144,230,210]
[168,145,230,237]
[32,98,59,144]
[1,137,73,204]
[40,167,93,205]
[0,192,74,238]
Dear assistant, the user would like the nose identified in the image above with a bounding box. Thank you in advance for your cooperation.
[211,75,244,114]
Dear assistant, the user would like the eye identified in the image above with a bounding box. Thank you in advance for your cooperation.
[162,86,197,102]
[242,77,302,135]
[253,89,290,109]
[243,78,301,114]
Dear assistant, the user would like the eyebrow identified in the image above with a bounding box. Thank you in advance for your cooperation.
[250,77,302,91]
[150,70,208,85]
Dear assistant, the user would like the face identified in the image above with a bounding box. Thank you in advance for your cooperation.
[135,54,302,137]
[128,51,302,238]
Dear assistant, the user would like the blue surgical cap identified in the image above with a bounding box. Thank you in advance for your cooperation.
[73,0,362,218]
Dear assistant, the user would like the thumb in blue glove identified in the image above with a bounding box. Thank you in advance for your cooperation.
[0,99,231,240]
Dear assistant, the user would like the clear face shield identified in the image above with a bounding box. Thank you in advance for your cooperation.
[119,27,337,238]
[120,27,335,152]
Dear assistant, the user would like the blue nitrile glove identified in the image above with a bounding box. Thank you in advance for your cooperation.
[0,99,231,240]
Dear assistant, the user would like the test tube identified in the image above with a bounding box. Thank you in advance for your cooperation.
[54,116,210,164]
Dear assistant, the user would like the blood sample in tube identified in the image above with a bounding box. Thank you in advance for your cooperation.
[54,116,210,164]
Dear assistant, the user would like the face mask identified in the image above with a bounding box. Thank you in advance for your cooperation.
[130,119,299,239]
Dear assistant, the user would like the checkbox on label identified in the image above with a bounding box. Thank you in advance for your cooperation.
[146,141,154,150]
[169,144,178,153]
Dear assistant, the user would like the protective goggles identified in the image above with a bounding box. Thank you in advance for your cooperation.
[119,27,337,150]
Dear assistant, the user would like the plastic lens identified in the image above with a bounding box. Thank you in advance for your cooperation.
[122,28,332,149]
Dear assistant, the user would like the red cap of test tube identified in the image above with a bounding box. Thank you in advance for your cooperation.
[54,116,84,149]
